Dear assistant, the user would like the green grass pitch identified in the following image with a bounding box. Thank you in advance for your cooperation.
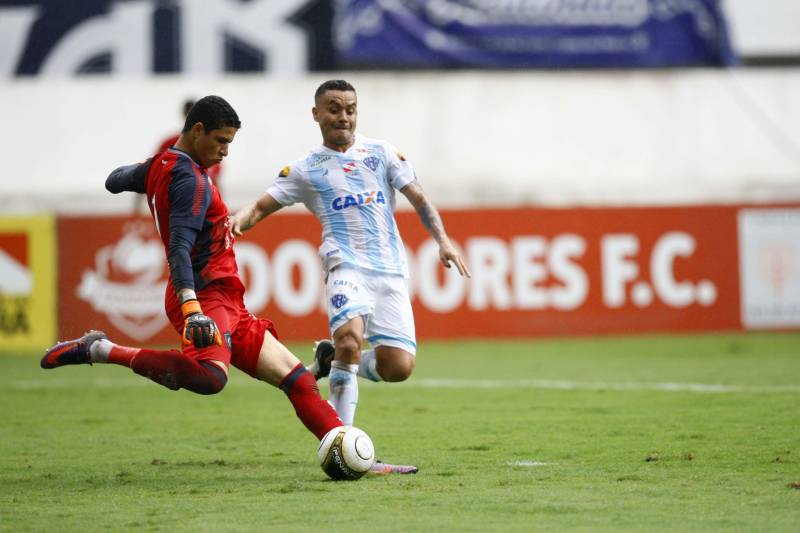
[2,333,799,531]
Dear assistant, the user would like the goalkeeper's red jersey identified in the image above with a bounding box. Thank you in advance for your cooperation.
[145,147,240,291]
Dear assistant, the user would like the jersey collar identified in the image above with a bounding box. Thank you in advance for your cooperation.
[168,147,205,169]
[319,133,361,155]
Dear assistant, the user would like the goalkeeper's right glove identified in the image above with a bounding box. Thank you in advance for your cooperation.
[181,299,222,348]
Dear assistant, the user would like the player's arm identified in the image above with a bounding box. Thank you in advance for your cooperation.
[168,172,222,348]
[401,181,471,278]
[230,192,284,236]
[230,164,300,235]
[105,159,151,194]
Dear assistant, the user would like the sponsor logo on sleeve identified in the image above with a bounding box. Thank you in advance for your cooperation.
[278,165,291,177]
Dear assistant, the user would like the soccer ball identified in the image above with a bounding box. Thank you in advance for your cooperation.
[317,426,375,480]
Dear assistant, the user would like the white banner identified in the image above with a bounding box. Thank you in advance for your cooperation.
[738,208,800,328]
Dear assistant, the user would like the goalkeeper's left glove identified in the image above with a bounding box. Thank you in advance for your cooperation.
[181,299,223,348]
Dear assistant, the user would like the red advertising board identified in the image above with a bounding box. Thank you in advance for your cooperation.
[58,218,173,345]
[58,205,753,344]
[400,206,740,337]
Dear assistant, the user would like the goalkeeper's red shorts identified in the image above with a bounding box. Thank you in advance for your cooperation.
[164,277,278,378]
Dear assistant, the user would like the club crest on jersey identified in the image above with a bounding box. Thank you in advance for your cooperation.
[331,191,386,211]
[363,156,379,171]
[331,294,349,309]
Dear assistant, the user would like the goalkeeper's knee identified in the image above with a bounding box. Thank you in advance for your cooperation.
[184,361,228,395]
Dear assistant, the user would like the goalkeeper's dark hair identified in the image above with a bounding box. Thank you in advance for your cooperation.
[182,95,241,133]
[314,80,356,102]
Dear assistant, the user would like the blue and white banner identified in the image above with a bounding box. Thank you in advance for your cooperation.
[334,0,737,68]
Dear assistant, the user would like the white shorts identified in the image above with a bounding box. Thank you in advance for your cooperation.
[325,265,417,355]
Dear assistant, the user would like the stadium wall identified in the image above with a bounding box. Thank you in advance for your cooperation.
[2,70,800,346]
[1,69,799,213]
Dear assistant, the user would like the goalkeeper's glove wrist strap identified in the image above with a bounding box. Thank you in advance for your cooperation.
[178,289,198,305]
[181,299,202,317]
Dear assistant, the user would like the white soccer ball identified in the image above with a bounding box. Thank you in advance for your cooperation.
[317,426,375,480]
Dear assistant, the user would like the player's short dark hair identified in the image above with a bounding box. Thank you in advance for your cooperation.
[314,80,356,102]
[182,95,241,133]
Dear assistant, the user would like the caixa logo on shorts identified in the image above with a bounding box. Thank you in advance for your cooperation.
[331,294,349,309]
[331,191,387,211]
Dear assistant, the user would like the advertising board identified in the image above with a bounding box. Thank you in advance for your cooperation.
[0,216,56,349]
[57,205,776,343]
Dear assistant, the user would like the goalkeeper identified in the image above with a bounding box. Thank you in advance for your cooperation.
[40,96,343,442]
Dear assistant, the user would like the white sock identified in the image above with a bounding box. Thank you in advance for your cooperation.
[89,339,113,363]
[357,349,382,382]
[329,361,359,426]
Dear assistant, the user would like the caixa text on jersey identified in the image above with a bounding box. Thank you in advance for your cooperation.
[331,191,387,211]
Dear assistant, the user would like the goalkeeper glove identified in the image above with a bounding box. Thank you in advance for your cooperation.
[181,299,222,348]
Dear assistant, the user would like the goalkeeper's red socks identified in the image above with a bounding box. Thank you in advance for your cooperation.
[129,348,227,394]
[280,363,343,439]
[88,341,343,437]
[91,340,226,395]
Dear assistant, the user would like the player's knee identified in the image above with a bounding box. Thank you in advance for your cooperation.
[378,352,415,382]
[335,333,362,362]
[199,374,227,395]
[185,362,228,395]
[186,375,227,395]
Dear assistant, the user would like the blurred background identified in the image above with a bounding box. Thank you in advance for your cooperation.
[1,0,799,348]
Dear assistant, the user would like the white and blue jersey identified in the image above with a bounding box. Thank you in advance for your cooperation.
[267,134,416,277]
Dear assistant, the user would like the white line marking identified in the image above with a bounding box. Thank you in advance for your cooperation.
[10,376,800,393]
[505,460,553,467]
[400,378,800,394]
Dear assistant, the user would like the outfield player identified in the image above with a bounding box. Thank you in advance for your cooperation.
[41,95,343,442]
[231,80,471,471]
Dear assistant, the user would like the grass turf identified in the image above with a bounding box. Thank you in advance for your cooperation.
[1,333,799,531]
